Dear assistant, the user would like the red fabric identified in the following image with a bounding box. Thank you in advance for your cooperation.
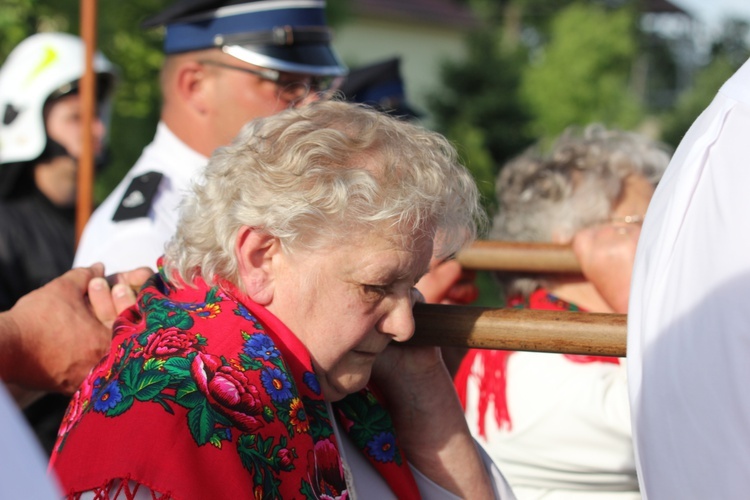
[51,265,419,499]
[454,289,620,438]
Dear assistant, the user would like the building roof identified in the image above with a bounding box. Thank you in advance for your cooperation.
[350,0,478,29]
[640,0,691,16]
[351,0,691,29]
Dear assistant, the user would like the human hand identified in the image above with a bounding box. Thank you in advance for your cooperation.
[1,264,152,394]
[572,222,641,313]
[89,266,153,330]
[371,338,494,498]
[416,258,478,305]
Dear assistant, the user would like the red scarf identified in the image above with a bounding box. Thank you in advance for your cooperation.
[51,264,419,499]
[454,289,620,438]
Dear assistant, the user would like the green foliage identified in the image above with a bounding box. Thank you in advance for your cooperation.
[659,55,741,148]
[0,0,76,55]
[428,29,535,213]
[521,2,644,140]
[0,1,172,202]
[447,122,497,215]
[660,19,750,148]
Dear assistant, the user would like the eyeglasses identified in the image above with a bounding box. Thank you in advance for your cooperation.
[609,215,644,225]
[198,59,341,102]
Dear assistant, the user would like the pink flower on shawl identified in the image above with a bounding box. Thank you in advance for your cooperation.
[306,438,348,500]
[143,327,200,358]
[112,304,147,339]
[190,352,264,432]
[55,360,103,446]
[57,382,88,438]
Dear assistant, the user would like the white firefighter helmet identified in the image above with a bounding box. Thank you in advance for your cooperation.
[0,32,116,164]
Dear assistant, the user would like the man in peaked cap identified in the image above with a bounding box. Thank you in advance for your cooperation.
[339,57,422,120]
[74,0,347,273]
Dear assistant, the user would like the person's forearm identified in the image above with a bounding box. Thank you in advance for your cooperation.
[384,361,493,498]
[0,310,23,383]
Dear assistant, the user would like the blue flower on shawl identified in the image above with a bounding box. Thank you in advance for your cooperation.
[367,432,397,463]
[244,334,280,361]
[303,371,321,395]
[261,367,294,402]
[234,303,256,322]
[92,378,123,413]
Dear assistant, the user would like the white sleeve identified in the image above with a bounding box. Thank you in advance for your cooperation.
[410,440,517,500]
[628,57,750,499]
[0,383,61,499]
[74,214,168,274]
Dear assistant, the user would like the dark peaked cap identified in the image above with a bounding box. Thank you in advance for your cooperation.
[340,58,421,119]
[142,0,347,76]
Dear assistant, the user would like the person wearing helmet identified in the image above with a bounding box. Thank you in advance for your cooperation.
[0,32,116,311]
[0,31,116,455]
[73,0,348,274]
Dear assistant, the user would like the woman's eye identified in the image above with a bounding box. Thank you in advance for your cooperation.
[363,284,388,299]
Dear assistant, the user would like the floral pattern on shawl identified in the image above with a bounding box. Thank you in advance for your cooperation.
[52,264,418,499]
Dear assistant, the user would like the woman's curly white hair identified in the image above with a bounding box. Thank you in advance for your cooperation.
[164,99,486,288]
[492,123,672,297]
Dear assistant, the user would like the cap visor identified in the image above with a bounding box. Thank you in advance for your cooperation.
[224,43,347,76]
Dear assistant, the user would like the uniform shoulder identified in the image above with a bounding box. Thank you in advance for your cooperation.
[112,171,164,222]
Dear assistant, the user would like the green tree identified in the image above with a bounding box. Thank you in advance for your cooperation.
[0,1,171,201]
[660,19,750,148]
[521,2,644,140]
[428,28,534,213]
[0,1,356,202]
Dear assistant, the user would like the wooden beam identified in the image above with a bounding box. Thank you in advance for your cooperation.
[410,303,626,357]
[76,0,98,245]
[456,240,581,273]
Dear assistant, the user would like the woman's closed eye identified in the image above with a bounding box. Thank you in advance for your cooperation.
[362,284,390,300]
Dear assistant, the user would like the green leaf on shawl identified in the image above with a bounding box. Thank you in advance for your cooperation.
[262,405,275,423]
[239,353,264,371]
[163,356,192,379]
[118,357,145,396]
[303,396,334,440]
[175,379,203,409]
[152,394,175,415]
[209,433,223,449]
[300,482,316,500]
[204,286,221,304]
[276,400,291,427]
[209,428,230,449]
[145,306,193,333]
[107,394,134,417]
[336,393,393,449]
[187,399,216,446]
[134,370,170,401]
[143,358,165,371]
[237,434,283,497]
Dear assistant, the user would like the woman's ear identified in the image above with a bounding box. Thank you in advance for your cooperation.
[235,226,281,305]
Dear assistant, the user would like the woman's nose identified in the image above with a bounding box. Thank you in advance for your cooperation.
[378,294,416,343]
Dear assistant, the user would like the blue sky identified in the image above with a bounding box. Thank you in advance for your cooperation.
[671,0,750,30]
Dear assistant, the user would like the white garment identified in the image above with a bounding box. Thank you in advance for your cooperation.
[628,56,750,499]
[0,382,61,499]
[326,401,517,500]
[463,352,638,500]
[74,122,208,273]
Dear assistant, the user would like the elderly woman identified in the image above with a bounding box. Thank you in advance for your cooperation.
[454,124,671,499]
[50,101,514,499]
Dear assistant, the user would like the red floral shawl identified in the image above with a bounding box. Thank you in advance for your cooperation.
[51,265,419,499]
[454,289,620,438]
